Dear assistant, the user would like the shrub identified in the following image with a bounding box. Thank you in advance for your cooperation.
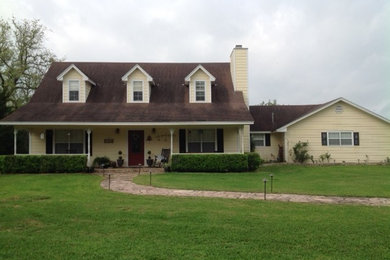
[171,154,248,172]
[0,155,87,174]
[292,141,311,163]
[319,152,331,163]
[246,152,263,171]
[92,156,111,168]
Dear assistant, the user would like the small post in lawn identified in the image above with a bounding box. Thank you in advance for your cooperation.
[138,164,141,175]
[100,164,105,176]
[108,174,111,190]
[149,170,152,186]
[269,174,274,193]
[263,178,267,200]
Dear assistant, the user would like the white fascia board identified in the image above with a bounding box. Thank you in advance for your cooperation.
[0,121,254,126]
[121,64,153,82]
[275,97,390,132]
[56,64,96,86]
[185,64,216,82]
[250,131,272,134]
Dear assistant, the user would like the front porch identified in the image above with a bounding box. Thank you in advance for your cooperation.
[15,125,250,167]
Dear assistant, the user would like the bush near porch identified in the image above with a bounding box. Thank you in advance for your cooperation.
[171,153,262,172]
[0,155,87,174]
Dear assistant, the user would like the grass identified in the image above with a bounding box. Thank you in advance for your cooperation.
[0,173,389,259]
[133,165,390,197]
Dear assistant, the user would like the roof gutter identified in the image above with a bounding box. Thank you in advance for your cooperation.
[0,121,254,126]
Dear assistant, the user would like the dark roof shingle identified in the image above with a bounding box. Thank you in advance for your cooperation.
[2,62,253,123]
[249,104,323,131]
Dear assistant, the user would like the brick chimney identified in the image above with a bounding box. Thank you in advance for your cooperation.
[230,45,248,107]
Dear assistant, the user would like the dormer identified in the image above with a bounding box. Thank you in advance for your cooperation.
[185,65,215,103]
[56,64,96,103]
[121,65,153,103]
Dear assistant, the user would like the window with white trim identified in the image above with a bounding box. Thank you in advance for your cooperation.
[252,133,265,147]
[133,81,143,101]
[328,131,353,146]
[188,129,215,153]
[195,81,205,101]
[69,80,80,101]
[54,130,84,154]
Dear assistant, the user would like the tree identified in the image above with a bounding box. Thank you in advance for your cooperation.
[0,18,57,111]
[258,99,277,106]
[0,18,57,154]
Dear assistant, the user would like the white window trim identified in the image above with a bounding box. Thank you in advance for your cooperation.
[194,80,207,103]
[68,79,80,102]
[327,131,353,146]
[251,133,266,147]
[131,80,145,102]
[186,128,217,153]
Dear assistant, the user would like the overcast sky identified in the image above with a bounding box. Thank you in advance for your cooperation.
[1,0,389,118]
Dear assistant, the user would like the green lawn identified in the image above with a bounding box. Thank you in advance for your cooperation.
[133,165,390,197]
[1,174,390,259]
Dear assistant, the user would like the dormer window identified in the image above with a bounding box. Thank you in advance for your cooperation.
[195,81,206,101]
[69,80,80,101]
[133,81,143,101]
[122,64,153,103]
[185,65,215,103]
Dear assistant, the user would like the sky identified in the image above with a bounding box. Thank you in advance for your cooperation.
[1,0,389,118]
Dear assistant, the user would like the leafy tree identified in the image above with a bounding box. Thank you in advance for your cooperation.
[259,99,277,106]
[0,18,57,111]
[0,18,57,154]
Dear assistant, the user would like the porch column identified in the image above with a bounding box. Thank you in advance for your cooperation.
[87,129,91,166]
[169,128,174,155]
[240,126,244,154]
[284,132,288,163]
[13,129,18,155]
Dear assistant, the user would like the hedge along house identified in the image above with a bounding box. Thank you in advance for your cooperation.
[250,98,390,163]
[0,45,253,166]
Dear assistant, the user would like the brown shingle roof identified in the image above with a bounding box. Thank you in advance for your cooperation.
[249,104,324,131]
[2,62,253,123]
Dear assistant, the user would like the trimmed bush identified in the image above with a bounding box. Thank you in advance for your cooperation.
[92,156,111,168]
[171,154,248,172]
[0,155,87,174]
[246,152,263,171]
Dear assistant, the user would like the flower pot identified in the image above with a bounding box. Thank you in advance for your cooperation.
[117,159,124,167]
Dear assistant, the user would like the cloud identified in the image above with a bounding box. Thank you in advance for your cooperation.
[2,0,389,117]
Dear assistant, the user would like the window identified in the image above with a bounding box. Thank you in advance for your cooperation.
[195,81,205,101]
[252,134,265,147]
[188,129,215,153]
[69,80,80,101]
[328,131,353,146]
[133,81,143,101]
[54,130,84,154]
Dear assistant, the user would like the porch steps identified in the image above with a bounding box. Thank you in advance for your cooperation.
[94,167,165,174]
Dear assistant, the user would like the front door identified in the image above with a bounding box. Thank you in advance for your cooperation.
[128,130,144,166]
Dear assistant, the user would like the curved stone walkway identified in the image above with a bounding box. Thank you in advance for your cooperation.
[100,173,390,206]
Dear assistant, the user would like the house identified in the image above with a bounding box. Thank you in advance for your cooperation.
[0,46,253,166]
[250,98,390,163]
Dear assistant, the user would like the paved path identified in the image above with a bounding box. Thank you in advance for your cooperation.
[100,173,390,206]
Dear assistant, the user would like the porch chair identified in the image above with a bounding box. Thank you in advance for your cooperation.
[161,148,171,164]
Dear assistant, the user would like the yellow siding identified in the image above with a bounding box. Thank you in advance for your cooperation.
[224,127,240,153]
[285,101,390,163]
[62,68,87,102]
[189,70,212,103]
[243,125,250,152]
[126,69,149,103]
[254,133,283,161]
[29,128,46,154]
[85,82,91,100]
[230,47,248,106]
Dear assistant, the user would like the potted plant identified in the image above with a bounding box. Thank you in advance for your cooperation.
[146,150,153,167]
[117,150,124,167]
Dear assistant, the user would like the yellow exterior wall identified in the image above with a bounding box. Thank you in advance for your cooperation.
[28,128,46,154]
[62,68,88,103]
[126,69,150,103]
[254,133,284,161]
[189,70,212,103]
[285,101,390,163]
[230,47,248,106]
